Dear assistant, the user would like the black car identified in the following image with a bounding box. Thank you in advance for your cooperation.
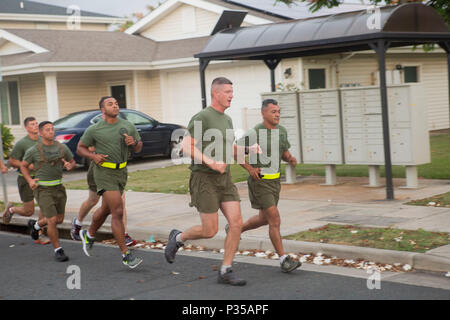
[53,109,185,166]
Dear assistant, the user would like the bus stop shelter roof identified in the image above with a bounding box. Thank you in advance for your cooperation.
[194,3,450,61]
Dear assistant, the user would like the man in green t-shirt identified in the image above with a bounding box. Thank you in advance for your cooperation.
[2,117,49,244]
[21,121,76,262]
[77,96,143,269]
[164,77,248,286]
[234,98,302,273]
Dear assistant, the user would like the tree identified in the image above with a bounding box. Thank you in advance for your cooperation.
[115,2,163,32]
[1,123,14,158]
[275,0,450,26]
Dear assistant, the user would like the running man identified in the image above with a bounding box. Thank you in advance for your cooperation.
[3,117,49,245]
[234,98,301,273]
[21,121,76,262]
[71,153,136,247]
[164,77,247,286]
[76,96,143,269]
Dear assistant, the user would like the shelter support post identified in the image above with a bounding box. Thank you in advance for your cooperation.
[369,40,394,200]
[263,58,281,92]
[199,59,210,109]
[367,165,382,188]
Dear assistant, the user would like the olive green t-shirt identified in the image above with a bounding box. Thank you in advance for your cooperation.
[187,106,235,174]
[80,118,141,164]
[237,123,290,174]
[23,142,73,182]
[10,135,41,175]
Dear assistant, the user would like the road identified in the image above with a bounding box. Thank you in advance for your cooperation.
[1,232,449,302]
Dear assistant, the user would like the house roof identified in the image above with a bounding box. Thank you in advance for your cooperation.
[0,0,119,18]
[0,28,210,70]
[1,29,157,64]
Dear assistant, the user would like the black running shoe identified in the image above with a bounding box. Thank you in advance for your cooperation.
[55,248,69,262]
[217,267,247,286]
[164,229,183,263]
[281,255,302,273]
[28,219,39,240]
[71,218,81,241]
[122,250,143,269]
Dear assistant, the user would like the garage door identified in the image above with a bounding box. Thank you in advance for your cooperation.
[164,62,271,133]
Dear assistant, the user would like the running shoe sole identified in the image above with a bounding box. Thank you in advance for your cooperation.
[80,230,93,257]
[122,257,143,269]
[2,202,13,224]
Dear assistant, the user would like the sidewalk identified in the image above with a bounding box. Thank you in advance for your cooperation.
[3,175,450,272]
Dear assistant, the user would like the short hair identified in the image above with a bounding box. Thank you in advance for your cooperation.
[261,98,278,111]
[211,77,233,87]
[38,121,53,131]
[23,116,36,127]
[98,96,114,109]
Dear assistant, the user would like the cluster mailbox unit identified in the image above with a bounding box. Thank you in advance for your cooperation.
[261,83,430,188]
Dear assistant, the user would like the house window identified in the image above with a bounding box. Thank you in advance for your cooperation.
[110,85,127,108]
[404,66,419,83]
[308,68,326,89]
[0,81,20,125]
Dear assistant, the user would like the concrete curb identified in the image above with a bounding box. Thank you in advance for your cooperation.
[4,215,450,273]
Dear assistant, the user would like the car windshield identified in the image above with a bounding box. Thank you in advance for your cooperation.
[54,113,88,129]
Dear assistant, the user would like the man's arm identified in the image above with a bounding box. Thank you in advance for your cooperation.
[123,133,143,153]
[0,160,7,174]
[20,160,38,190]
[282,150,297,166]
[233,144,261,180]
[181,135,226,174]
[77,141,108,165]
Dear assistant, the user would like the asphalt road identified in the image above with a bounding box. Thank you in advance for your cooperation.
[1,232,449,302]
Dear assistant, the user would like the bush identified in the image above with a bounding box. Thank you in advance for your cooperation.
[1,123,14,158]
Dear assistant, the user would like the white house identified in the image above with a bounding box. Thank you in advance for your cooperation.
[0,0,448,142]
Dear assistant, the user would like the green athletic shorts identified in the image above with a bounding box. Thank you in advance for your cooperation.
[86,162,97,193]
[33,184,67,218]
[93,165,127,195]
[17,175,34,203]
[247,176,281,210]
[189,171,240,214]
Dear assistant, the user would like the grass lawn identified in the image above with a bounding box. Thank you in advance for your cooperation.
[283,224,450,253]
[64,133,450,193]
[405,191,450,208]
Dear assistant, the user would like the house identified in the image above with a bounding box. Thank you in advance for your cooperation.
[0,0,448,143]
[0,0,125,31]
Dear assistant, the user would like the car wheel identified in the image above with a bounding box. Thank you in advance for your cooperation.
[167,136,183,159]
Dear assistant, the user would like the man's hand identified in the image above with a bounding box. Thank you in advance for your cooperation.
[288,156,297,167]
[61,159,76,171]
[1,165,7,174]
[123,133,136,146]
[247,166,261,180]
[248,143,262,155]
[209,161,227,174]
[28,178,39,190]
[92,153,108,165]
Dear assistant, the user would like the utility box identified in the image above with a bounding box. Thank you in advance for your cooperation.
[341,84,430,165]
[260,91,302,162]
[298,89,343,164]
